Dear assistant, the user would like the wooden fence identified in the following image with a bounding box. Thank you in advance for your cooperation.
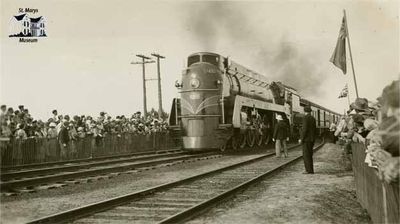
[351,143,399,223]
[0,132,181,168]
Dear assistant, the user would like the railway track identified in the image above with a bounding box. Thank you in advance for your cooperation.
[1,148,182,172]
[1,149,186,180]
[27,142,323,224]
[1,150,220,192]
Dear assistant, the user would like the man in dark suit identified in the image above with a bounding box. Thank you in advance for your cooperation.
[299,106,316,174]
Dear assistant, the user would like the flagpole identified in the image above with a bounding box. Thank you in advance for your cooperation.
[347,85,351,107]
[343,9,359,98]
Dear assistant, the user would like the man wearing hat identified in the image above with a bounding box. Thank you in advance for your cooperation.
[300,105,316,174]
[273,114,289,158]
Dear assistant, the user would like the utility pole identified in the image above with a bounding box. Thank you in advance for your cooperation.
[131,55,154,120]
[151,53,165,120]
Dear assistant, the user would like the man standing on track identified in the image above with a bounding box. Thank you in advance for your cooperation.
[299,106,316,174]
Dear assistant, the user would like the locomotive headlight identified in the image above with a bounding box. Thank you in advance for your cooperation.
[190,78,200,88]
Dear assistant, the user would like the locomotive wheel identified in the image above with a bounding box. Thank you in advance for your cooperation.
[264,130,272,145]
[256,132,263,146]
[253,132,259,147]
[231,136,238,150]
[231,130,243,150]
[239,132,247,149]
[219,141,227,152]
[246,129,256,148]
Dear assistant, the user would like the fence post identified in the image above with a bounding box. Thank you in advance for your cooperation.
[153,133,156,151]
[90,135,95,158]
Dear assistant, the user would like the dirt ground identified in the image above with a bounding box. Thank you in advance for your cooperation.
[188,143,372,224]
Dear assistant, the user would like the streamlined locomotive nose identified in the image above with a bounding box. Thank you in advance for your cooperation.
[180,62,224,151]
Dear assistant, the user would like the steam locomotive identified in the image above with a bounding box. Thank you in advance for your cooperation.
[169,52,340,151]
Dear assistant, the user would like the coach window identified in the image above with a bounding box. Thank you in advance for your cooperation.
[187,55,200,67]
[202,54,219,66]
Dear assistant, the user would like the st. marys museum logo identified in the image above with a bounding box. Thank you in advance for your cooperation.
[9,8,47,43]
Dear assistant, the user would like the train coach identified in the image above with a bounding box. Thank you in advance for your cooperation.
[169,52,340,151]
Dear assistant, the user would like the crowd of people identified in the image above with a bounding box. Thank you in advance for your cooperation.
[332,80,399,184]
[0,108,170,162]
[0,107,169,142]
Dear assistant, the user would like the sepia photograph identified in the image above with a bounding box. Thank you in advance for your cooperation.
[0,0,398,223]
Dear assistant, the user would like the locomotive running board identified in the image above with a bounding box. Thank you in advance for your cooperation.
[217,124,232,130]
[232,95,289,128]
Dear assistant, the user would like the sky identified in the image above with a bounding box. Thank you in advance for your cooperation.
[1,0,398,120]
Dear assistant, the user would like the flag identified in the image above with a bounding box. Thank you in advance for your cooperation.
[338,84,348,98]
[330,16,347,74]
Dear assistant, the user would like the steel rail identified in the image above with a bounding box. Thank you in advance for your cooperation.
[26,143,305,224]
[160,142,324,223]
[1,148,181,172]
[1,152,217,191]
[1,150,187,181]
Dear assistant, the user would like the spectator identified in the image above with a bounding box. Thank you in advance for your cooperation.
[15,124,27,140]
[1,120,12,140]
[93,122,103,146]
[347,80,399,184]
[18,105,24,113]
[77,127,86,138]
[58,121,70,159]
[25,118,35,137]
[353,114,369,138]
[38,121,48,138]
[2,106,169,142]
[57,115,64,123]
[0,105,6,124]
[329,122,337,143]
[99,112,106,122]
[56,116,64,134]
[52,109,58,122]
[378,80,399,157]
[47,122,58,138]
[23,108,29,116]
[7,107,14,117]
[13,110,21,124]
[0,120,12,164]
[68,123,78,159]
[9,122,16,136]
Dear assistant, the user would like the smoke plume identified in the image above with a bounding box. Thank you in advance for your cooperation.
[181,2,327,98]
